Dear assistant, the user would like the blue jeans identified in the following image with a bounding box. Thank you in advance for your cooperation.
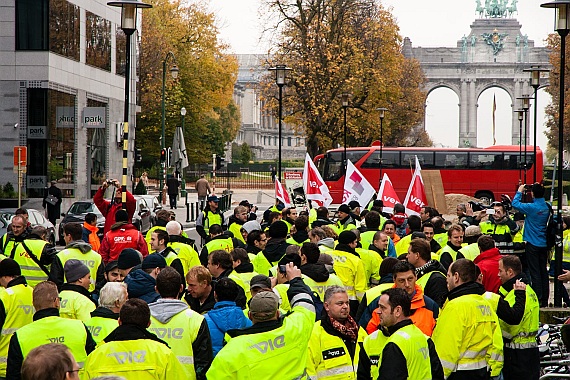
[526,243,549,306]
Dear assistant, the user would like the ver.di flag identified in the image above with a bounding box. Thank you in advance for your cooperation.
[377,173,401,214]
[343,160,376,207]
[402,156,428,216]
[303,153,333,207]
[275,178,291,208]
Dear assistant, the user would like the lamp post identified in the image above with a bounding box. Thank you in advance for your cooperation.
[524,65,550,182]
[160,52,179,194]
[107,0,152,210]
[268,65,291,182]
[515,109,525,183]
[377,107,388,190]
[517,94,531,184]
[540,0,570,307]
[341,93,350,173]
[180,107,186,197]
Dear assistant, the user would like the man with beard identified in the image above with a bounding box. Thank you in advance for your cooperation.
[227,206,249,244]
[245,230,266,258]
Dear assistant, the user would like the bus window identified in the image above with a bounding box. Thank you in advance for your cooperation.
[469,153,504,169]
[323,150,366,180]
[361,151,401,169]
[402,152,435,169]
[435,152,468,169]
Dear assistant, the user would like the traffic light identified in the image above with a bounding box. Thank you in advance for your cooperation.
[160,148,166,162]
[215,155,225,170]
[135,148,142,163]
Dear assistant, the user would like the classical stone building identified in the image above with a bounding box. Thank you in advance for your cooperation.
[232,54,306,161]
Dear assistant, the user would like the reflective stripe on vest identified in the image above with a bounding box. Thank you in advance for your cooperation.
[316,365,355,378]
[499,284,540,348]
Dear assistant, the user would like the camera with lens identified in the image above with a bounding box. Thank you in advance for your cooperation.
[468,200,487,212]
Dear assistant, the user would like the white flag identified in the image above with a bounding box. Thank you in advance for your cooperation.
[343,160,376,207]
[275,179,291,208]
[403,156,428,216]
[377,173,401,214]
[303,153,333,207]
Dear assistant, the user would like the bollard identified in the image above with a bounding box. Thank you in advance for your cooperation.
[257,190,262,204]
[191,203,195,222]
[186,193,190,223]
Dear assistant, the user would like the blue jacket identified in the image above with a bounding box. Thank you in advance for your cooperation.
[124,269,160,304]
[204,301,252,357]
[387,238,397,258]
[512,192,550,247]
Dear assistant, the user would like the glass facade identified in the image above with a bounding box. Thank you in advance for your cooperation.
[87,99,108,188]
[49,0,80,60]
[116,29,126,76]
[15,0,48,50]
[86,11,111,71]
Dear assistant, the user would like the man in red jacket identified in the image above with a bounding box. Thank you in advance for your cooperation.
[473,235,502,293]
[93,179,136,234]
[98,209,148,264]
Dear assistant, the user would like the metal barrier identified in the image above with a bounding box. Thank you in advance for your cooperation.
[187,170,273,190]
[185,193,231,222]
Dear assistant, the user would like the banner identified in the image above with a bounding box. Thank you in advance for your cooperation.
[402,156,428,216]
[275,178,291,208]
[377,173,401,214]
[343,160,376,207]
[303,153,332,207]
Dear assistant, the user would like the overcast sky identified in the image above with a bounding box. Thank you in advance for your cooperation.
[208,0,555,151]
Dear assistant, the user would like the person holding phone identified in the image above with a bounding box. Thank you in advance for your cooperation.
[479,201,520,256]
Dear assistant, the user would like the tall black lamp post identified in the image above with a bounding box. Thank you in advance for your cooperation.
[515,109,525,182]
[377,107,388,189]
[107,0,152,210]
[268,65,291,182]
[541,0,570,307]
[341,93,350,173]
[160,52,179,193]
[524,65,550,183]
[180,106,186,197]
[517,94,531,183]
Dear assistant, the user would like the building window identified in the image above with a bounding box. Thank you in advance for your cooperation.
[16,0,48,50]
[86,11,111,71]
[116,28,126,76]
[274,137,277,146]
[87,99,108,188]
[288,137,291,146]
[49,0,80,60]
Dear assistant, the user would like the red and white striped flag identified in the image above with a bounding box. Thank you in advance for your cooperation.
[303,153,333,207]
[377,173,401,214]
[275,178,291,208]
[403,156,428,216]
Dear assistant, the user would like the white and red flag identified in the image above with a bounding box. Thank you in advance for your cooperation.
[403,156,428,216]
[377,173,401,214]
[275,178,291,208]
[303,153,333,207]
[343,160,376,207]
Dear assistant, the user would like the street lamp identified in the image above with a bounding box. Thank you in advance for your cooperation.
[341,93,350,173]
[268,64,291,182]
[540,0,570,307]
[180,106,186,197]
[524,65,550,182]
[517,94,531,183]
[160,52,179,194]
[515,109,525,183]
[107,0,152,209]
[377,107,388,189]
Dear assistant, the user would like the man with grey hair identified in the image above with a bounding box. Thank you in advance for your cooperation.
[166,220,200,278]
[207,263,315,379]
[85,282,127,345]
[307,285,367,379]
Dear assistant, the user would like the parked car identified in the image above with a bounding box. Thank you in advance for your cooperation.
[133,196,152,234]
[0,208,56,245]
[137,194,162,225]
[59,201,105,245]
[0,214,8,238]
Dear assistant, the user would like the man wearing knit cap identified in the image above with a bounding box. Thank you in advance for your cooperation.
[335,204,358,234]
[59,259,96,323]
[99,209,148,264]
[117,248,142,278]
[124,254,166,303]
[251,220,290,276]
[0,259,34,377]
[329,230,366,315]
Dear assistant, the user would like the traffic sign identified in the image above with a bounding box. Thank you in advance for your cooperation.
[13,146,27,173]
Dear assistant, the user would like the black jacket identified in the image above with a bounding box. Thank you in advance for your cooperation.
[496,275,527,325]
[415,260,448,308]
[289,230,309,245]
[311,218,334,228]
[6,308,96,380]
[212,268,247,309]
[261,238,290,264]
[439,241,464,271]
[105,323,168,346]
[184,287,216,315]
[300,263,330,283]
[234,262,255,274]
[155,246,185,287]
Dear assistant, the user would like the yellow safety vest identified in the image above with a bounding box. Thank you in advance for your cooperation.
[307,320,367,380]
[229,223,246,244]
[415,271,446,291]
[384,323,432,379]
[203,211,223,236]
[432,293,504,378]
[83,337,185,379]
[362,328,390,380]
[363,283,394,308]
[1,235,21,258]
[206,298,315,379]
[302,274,345,302]
[273,284,292,313]
[84,315,118,346]
[499,284,540,350]
[59,289,96,323]
[205,237,233,254]
[458,243,480,261]
[0,284,34,376]
[252,253,284,277]
[56,248,101,292]
[395,235,412,256]
[360,231,377,252]
[234,271,259,292]
[11,239,50,287]
[433,232,448,247]
[228,271,250,301]
[145,226,166,253]
[17,316,88,367]
[149,307,205,380]
[286,236,310,247]
[329,249,367,301]
[168,241,201,275]
[356,247,382,287]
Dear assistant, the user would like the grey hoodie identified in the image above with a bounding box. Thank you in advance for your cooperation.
[66,240,93,254]
[148,298,189,323]
[318,237,335,249]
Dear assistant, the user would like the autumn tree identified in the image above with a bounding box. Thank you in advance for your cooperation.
[137,0,239,167]
[261,0,427,157]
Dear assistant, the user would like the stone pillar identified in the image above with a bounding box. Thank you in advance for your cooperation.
[459,79,468,146]
[512,78,522,145]
[468,78,477,147]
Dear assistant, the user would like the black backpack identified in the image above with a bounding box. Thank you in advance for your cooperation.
[546,203,558,250]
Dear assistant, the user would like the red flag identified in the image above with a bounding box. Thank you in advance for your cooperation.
[377,173,401,214]
[275,178,291,208]
[403,156,427,216]
[303,153,332,207]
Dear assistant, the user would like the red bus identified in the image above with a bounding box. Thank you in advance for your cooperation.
[315,145,543,204]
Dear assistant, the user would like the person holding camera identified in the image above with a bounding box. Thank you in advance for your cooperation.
[512,183,550,307]
[93,179,136,234]
[479,200,520,256]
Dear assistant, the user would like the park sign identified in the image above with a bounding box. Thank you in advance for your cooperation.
[83,107,106,128]
[56,107,75,128]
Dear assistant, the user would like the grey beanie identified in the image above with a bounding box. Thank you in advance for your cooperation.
[64,259,90,283]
